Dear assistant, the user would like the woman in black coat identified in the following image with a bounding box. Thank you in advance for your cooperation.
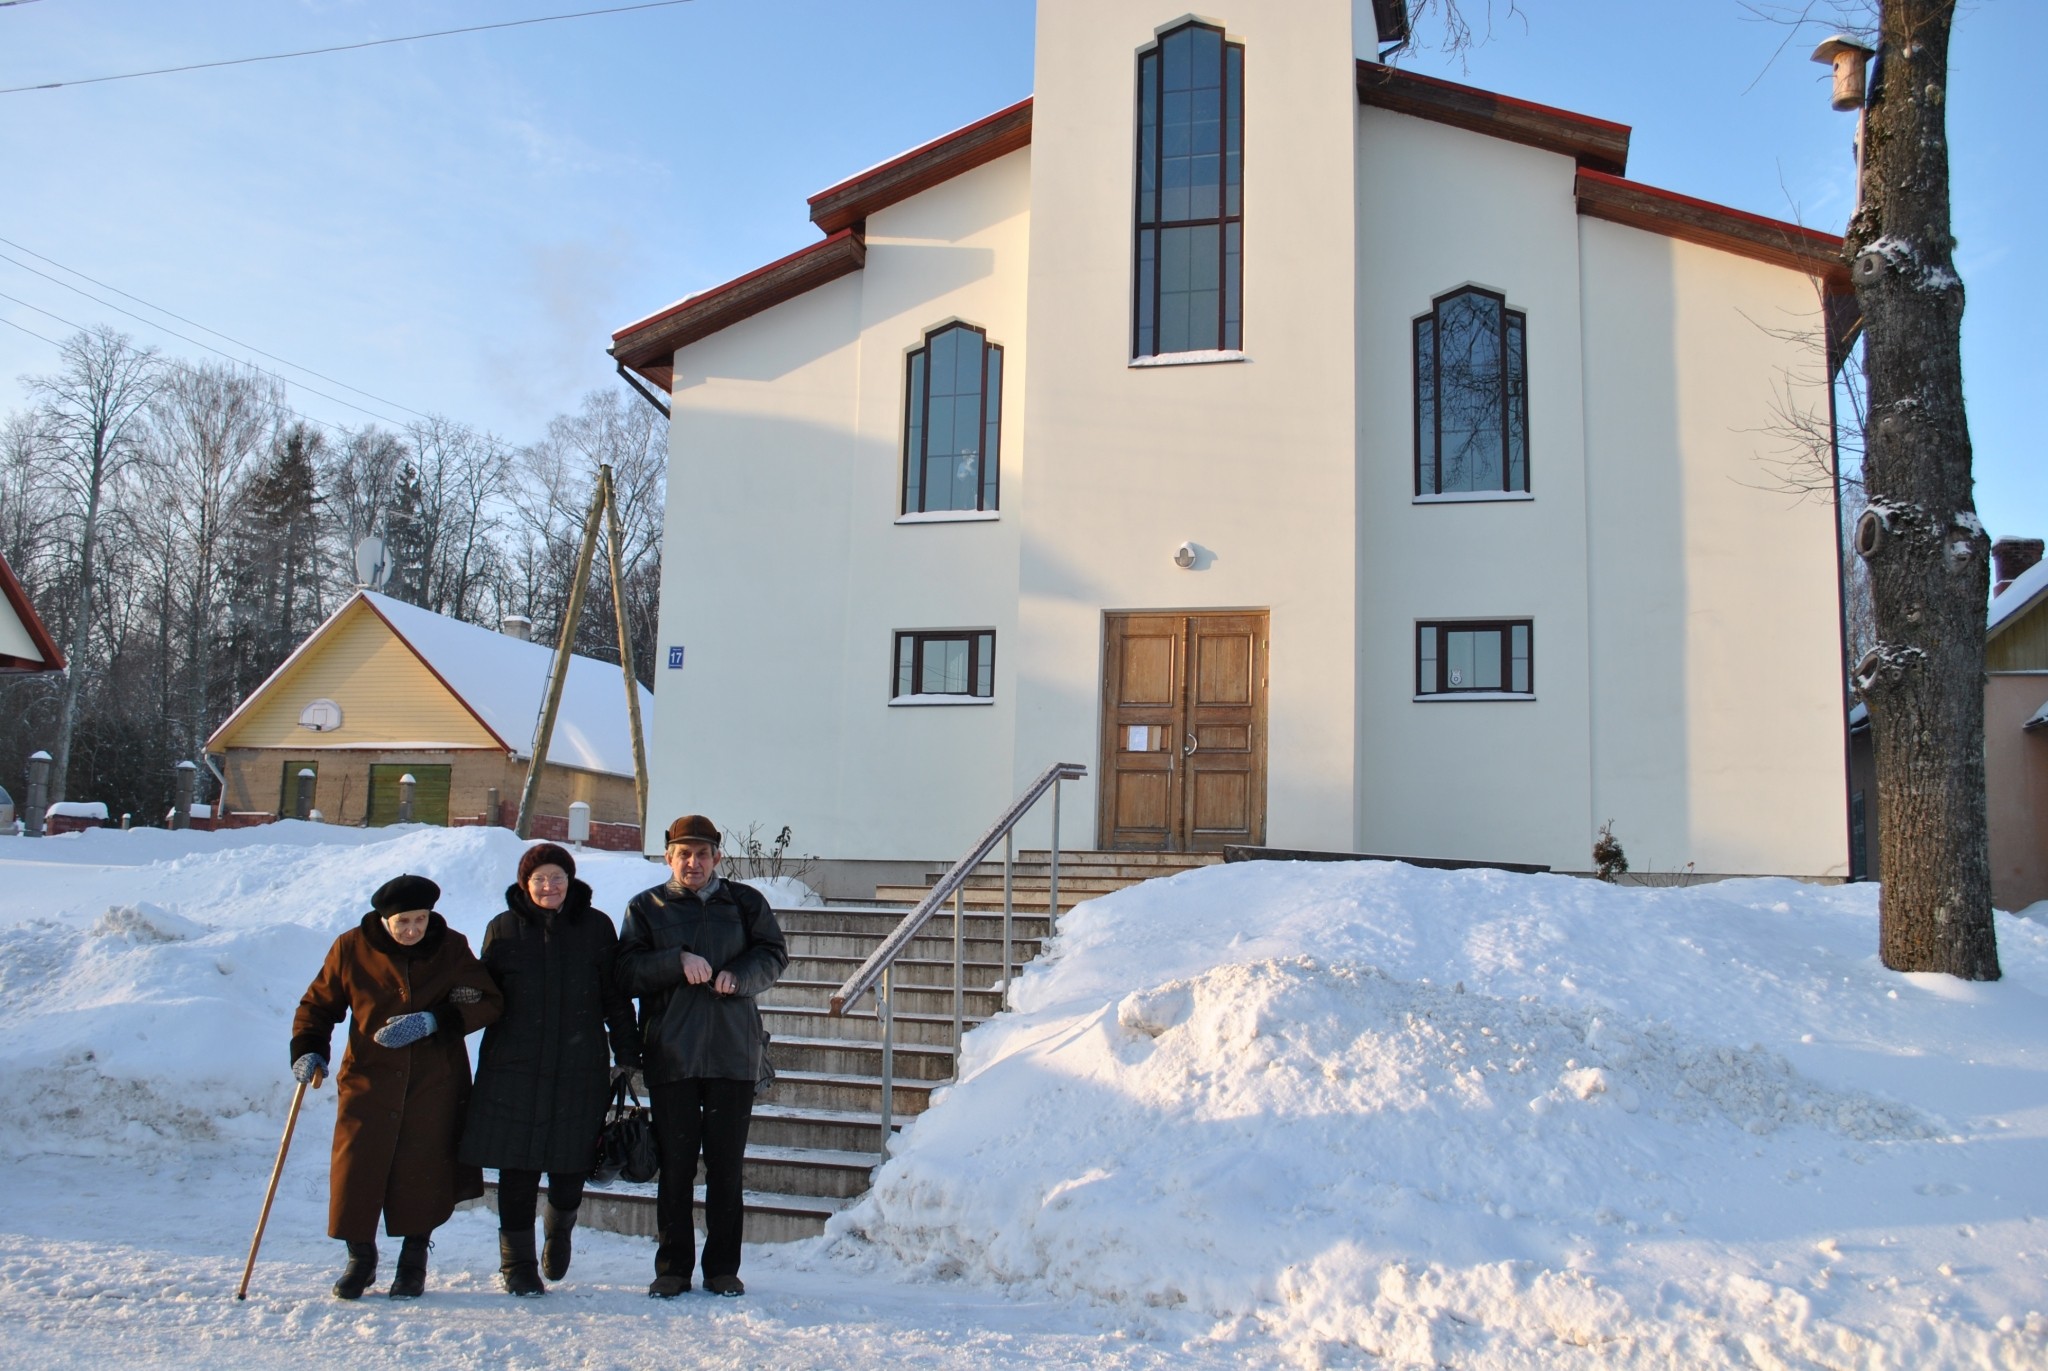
[458,843,641,1295]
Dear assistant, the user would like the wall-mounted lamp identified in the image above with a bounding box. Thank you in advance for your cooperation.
[1173,541,1197,569]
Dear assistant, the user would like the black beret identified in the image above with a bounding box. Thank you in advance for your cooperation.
[371,873,440,916]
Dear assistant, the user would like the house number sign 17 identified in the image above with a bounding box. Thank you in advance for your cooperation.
[666,646,685,670]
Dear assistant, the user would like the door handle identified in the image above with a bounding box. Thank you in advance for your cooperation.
[1183,733,1199,758]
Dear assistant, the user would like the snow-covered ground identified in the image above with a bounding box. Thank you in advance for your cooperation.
[1,822,2043,1369]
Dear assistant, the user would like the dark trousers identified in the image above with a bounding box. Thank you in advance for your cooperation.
[649,1077,754,1281]
[495,1169,589,1230]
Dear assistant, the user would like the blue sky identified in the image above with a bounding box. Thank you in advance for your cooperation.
[1,1,2039,544]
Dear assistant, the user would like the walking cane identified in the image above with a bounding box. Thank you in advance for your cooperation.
[236,1066,321,1300]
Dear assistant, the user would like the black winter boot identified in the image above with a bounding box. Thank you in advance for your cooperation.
[387,1234,430,1299]
[541,1201,577,1281]
[332,1240,377,1300]
[499,1229,545,1297]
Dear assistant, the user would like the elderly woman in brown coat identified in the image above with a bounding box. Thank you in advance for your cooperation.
[290,873,502,1300]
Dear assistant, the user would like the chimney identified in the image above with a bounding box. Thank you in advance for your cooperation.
[1992,537,2044,598]
[500,614,533,642]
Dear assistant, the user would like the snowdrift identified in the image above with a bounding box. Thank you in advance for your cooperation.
[831,861,2048,1368]
[1,825,2043,1367]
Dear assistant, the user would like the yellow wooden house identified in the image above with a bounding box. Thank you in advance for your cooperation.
[206,590,651,843]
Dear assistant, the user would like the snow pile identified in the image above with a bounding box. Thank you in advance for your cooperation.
[0,823,677,1163]
[1,827,2045,1368]
[45,802,109,821]
[832,861,2048,1368]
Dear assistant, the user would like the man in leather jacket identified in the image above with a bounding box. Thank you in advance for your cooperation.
[617,814,787,1298]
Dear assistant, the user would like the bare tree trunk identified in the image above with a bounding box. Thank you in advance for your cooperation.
[1846,0,1998,978]
[29,328,162,804]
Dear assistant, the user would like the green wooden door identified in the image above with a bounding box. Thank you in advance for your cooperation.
[278,759,319,818]
[366,764,452,826]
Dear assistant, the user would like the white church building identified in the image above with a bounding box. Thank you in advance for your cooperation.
[611,0,1854,879]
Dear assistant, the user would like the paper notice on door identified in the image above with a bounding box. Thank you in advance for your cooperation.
[1127,725,1150,752]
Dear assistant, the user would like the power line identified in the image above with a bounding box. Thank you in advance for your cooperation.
[0,268,414,429]
[0,289,382,444]
[0,312,63,348]
[0,236,437,422]
[0,1,694,95]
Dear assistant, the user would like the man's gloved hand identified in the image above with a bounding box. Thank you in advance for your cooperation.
[292,1052,327,1084]
[372,1012,438,1048]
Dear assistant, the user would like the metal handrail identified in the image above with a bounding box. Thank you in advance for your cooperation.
[829,760,1086,1159]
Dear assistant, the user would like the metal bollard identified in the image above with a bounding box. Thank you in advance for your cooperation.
[397,773,416,824]
[173,760,196,830]
[294,768,315,821]
[485,786,501,827]
[24,750,50,838]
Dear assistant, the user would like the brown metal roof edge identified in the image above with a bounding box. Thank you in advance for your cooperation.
[808,97,1034,235]
[1574,169,1850,286]
[0,547,64,672]
[1357,60,1631,175]
[609,228,868,385]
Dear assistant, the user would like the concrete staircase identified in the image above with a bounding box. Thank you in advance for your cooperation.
[559,850,1223,1244]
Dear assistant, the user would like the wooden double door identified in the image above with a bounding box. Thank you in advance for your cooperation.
[1098,611,1268,852]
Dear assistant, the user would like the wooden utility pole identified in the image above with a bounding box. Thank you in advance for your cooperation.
[513,465,654,842]
[601,466,652,831]
[514,476,607,839]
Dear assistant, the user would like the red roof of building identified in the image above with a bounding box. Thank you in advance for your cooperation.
[0,549,64,674]
[610,64,1849,384]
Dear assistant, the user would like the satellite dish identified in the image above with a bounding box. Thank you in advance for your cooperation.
[353,536,390,591]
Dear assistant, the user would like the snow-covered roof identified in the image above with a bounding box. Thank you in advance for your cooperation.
[1989,556,2048,637]
[208,590,651,778]
[358,592,651,777]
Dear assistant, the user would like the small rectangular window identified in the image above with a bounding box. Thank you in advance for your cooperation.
[1416,620,1534,697]
[892,630,996,702]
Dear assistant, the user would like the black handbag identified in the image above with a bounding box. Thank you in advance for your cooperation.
[591,1076,659,1185]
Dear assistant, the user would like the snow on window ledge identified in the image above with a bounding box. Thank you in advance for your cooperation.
[1413,692,1536,703]
[895,510,1000,525]
[1128,350,1249,368]
[1413,491,1535,505]
[889,694,996,707]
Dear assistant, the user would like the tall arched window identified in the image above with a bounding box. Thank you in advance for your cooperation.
[1134,21,1244,358]
[903,322,1002,514]
[1414,287,1529,495]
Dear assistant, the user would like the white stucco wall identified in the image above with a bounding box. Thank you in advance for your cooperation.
[1015,0,1363,853]
[646,150,1031,859]
[1352,105,1596,869]
[643,3,1846,875]
[1579,217,1847,877]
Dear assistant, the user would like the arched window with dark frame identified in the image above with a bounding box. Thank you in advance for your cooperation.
[1414,287,1529,495]
[1134,21,1244,358]
[903,322,1002,515]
